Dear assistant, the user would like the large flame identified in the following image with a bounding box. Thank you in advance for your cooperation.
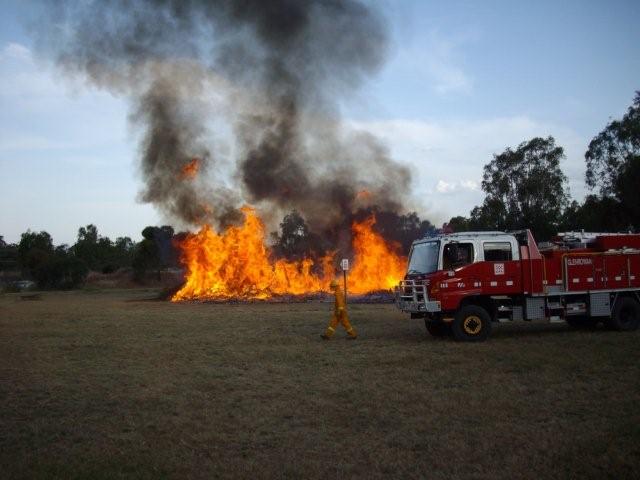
[171,206,406,301]
[348,216,407,294]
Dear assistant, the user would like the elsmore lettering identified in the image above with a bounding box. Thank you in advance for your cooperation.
[567,258,593,266]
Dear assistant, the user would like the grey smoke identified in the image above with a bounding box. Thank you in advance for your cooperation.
[39,0,412,240]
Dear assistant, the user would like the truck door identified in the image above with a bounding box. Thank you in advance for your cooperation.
[482,241,520,293]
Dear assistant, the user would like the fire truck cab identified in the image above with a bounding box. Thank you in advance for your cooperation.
[395,230,640,341]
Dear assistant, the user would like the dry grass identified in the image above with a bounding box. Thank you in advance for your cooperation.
[1,289,639,479]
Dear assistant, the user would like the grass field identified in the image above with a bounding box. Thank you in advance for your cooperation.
[1,289,639,479]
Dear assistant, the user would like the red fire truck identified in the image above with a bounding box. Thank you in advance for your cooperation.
[395,230,640,341]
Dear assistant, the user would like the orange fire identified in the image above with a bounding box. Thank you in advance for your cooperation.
[171,207,406,301]
[180,158,200,180]
[348,216,407,294]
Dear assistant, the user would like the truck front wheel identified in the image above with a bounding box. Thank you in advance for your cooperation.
[452,305,492,342]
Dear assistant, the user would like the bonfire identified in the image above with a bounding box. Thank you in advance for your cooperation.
[172,207,406,302]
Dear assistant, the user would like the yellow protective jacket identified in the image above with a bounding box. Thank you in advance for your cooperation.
[333,285,347,314]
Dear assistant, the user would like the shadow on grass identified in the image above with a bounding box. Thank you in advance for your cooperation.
[382,321,622,343]
[489,321,618,339]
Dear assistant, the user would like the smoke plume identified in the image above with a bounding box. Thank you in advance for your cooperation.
[39,0,413,244]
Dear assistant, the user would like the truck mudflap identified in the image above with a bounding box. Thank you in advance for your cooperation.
[395,280,442,313]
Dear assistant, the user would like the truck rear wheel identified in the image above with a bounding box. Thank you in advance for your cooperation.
[452,305,492,342]
[606,297,640,331]
[425,319,451,337]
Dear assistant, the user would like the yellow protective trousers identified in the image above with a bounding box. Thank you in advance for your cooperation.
[323,286,356,338]
[324,310,357,338]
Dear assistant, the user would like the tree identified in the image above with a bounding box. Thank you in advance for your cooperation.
[72,225,137,273]
[155,226,177,267]
[584,92,640,229]
[18,231,53,261]
[110,236,135,272]
[0,236,18,273]
[273,211,310,257]
[271,211,327,260]
[114,236,134,253]
[18,231,54,277]
[585,91,640,198]
[615,156,640,227]
[468,198,509,231]
[17,230,87,289]
[132,226,177,282]
[45,248,89,289]
[446,216,471,233]
[379,211,434,253]
[73,224,104,271]
[560,196,631,233]
[471,136,569,240]
[77,224,98,244]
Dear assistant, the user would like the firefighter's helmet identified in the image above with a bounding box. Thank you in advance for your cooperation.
[329,280,339,289]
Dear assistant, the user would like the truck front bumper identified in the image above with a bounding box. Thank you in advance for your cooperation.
[394,280,441,314]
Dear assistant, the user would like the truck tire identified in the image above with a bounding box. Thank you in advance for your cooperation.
[425,319,451,337]
[565,316,599,329]
[452,305,492,342]
[606,297,640,331]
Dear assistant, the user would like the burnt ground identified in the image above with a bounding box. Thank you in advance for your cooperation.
[1,289,639,479]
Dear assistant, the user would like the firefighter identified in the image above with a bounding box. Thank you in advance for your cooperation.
[321,279,357,340]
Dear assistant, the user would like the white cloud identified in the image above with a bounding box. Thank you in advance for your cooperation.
[435,180,455,193]
[460,180,479,190]
[436,179,479,193]
[2,42,32,62]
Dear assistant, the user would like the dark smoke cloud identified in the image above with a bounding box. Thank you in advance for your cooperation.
[38,0,413,241]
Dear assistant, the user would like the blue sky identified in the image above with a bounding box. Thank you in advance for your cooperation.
[0,0,639,244]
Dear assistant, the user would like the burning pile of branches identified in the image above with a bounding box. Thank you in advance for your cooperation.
[172,207,405,302]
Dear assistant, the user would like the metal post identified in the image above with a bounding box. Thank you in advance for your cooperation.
[340,258,349,305]
[343,269,347,305]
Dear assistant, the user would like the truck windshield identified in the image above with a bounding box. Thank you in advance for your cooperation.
[407,241,440,274]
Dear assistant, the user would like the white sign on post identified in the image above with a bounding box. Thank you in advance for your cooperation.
[341,259,349,271]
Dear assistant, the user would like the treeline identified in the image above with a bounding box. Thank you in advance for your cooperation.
[0,225,183,290]
[1,209,435,291]
[447,91,640,239]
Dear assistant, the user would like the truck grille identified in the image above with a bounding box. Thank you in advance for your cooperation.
[395,280,440,313]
